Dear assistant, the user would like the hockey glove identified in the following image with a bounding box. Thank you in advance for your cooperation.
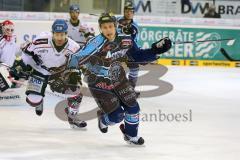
[9,58,32,79]
[49,77,66,94]
[64,69,82,86]
[152,37,172,54]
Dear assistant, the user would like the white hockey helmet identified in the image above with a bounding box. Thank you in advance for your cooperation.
[2,20,14,37]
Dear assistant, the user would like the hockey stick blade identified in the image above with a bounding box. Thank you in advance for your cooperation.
[220,48,240,62]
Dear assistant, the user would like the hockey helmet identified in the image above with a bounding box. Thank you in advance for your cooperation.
[52,19,68,33]
[69,4,80,12]
[98,13,117,26]
[2,20,14,36]
[124,1,135,11]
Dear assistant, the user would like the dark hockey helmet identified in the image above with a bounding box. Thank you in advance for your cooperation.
[69,4,80,12]
[124,1,135,11]
[52,19,68,33]
[98,13,117,26]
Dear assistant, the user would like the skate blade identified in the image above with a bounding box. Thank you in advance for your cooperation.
[70,124,88,131]
[124,140,146,147]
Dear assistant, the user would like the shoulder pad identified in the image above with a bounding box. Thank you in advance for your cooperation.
[79,34,106,57]
[118,17,128,26]
[89,34,106,47]
[132,21,139,28]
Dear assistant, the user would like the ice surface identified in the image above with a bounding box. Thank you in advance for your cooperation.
[0,66,239,160]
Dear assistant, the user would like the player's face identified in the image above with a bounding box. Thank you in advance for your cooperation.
[53,32,67,46]
[3,25,14,37]
[100,23,116,41]
[70,11,79,21]
[124,9,134,20]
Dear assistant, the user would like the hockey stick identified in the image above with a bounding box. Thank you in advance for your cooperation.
[0,62,69,99]
[220,48,240,62]
[173,38,235,45]
[89,13,99,17]
[0,62,41,80]
[7,75,69,98]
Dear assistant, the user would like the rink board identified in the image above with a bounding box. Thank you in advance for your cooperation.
[157,59,240,68]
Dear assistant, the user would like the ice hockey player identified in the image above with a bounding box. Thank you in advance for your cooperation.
[117,2,141,96]
[66,4,95,48]
[0,20,21,67]
[66,13,172,145]
[0,20,24,88]
[18,19,87,128]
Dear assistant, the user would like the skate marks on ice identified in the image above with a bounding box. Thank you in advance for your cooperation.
[0,67,240,160]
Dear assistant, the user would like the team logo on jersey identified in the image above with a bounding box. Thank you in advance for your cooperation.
[105,49,128,60]
[109,61,125,84]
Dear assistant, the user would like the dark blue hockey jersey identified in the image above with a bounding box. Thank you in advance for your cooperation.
[68,33,158,81]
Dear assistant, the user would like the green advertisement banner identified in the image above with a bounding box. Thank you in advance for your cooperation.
[138,26,240,60]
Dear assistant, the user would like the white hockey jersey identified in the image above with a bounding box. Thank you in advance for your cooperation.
[0,35,20,67]
[66,19,94,48]
[22,32,80,75]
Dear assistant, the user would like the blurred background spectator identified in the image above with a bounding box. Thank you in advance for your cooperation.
[204,4,221,18]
